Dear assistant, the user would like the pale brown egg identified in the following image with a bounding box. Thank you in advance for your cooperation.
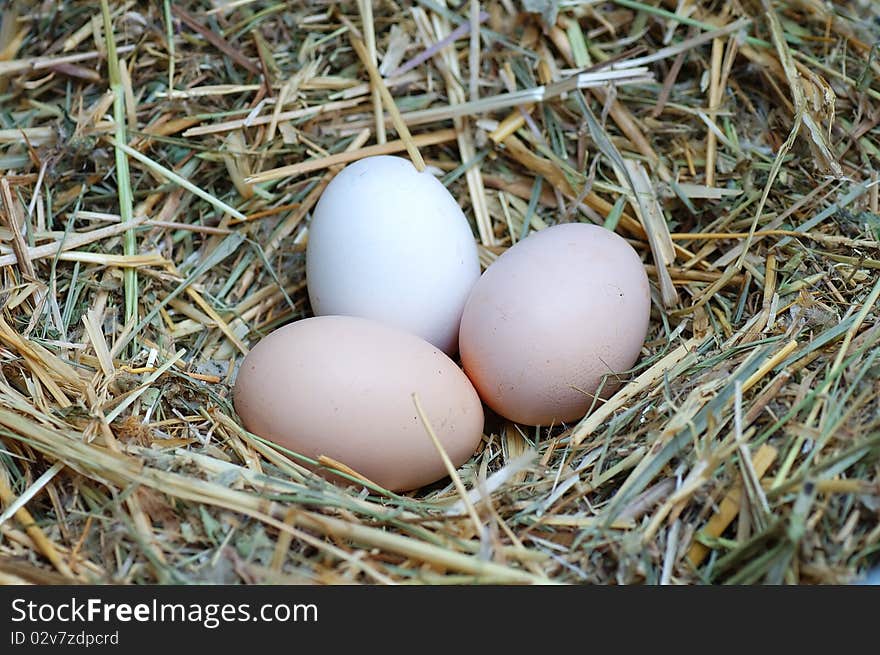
[458,223,651,426]
[233,315,484,491]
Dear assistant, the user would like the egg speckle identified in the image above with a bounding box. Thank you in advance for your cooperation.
[306,155,480,354]
[233,315,484,491]
[458,223,651,426]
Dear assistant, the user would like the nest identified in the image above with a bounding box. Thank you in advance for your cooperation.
[0,0,879,585]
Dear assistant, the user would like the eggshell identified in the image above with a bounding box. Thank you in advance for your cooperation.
[233,315,484,491]
[306,155,480,355]
[458,223,651,426]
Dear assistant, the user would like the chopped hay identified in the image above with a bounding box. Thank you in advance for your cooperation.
[0,0,879,585]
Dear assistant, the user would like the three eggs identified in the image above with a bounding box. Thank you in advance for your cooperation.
[233,155,651,491]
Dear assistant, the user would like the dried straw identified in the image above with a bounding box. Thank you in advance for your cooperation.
[0,0,878,585]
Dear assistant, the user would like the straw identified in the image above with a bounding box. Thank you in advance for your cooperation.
[0,0,878,586]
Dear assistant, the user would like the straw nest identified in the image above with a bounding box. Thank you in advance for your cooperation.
[1,0,879,585]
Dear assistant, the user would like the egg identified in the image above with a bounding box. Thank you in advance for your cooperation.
[233,315,484,491]
[306,155,480,355]
[458,223,651,426]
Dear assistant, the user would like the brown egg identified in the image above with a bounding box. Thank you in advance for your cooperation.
[233,315,484,491]
[459,223,651,426]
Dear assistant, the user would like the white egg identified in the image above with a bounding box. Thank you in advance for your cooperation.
[306,155,480,355]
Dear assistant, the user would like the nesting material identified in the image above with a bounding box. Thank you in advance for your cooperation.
[0,0,878,585]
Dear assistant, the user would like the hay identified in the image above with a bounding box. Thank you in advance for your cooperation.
[0,0,879,585]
